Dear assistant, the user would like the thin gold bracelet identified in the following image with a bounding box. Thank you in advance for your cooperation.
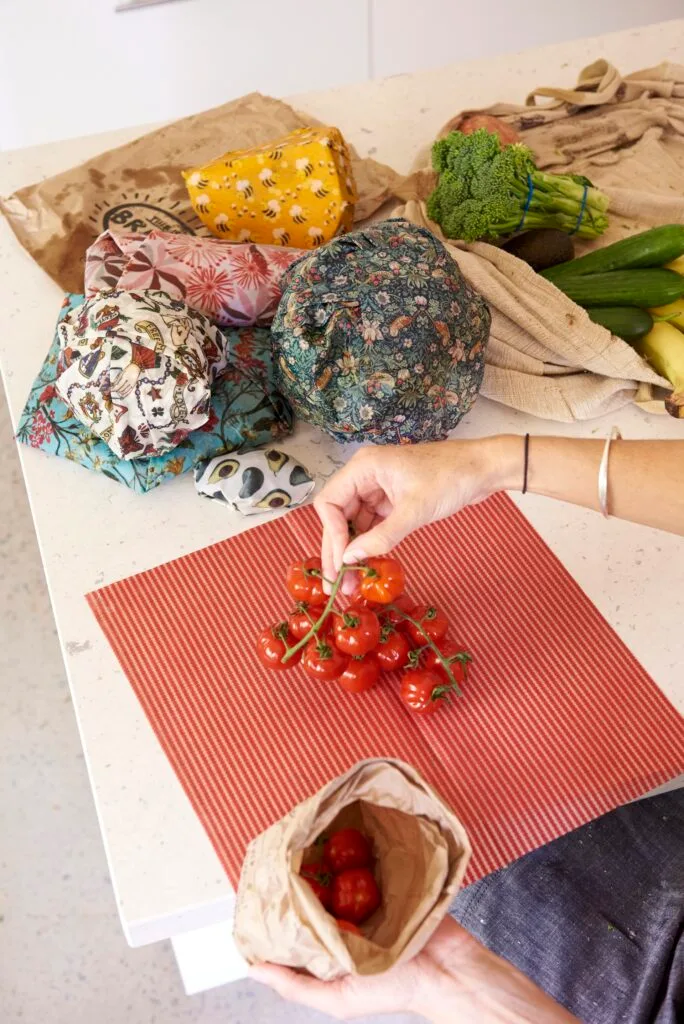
[598,427,621,518]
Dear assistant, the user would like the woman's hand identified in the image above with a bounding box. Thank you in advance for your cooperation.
[314,437,520,589]
[248,917,481,1021]
[249,916,578,1023]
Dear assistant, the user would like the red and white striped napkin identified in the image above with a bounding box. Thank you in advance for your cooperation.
[87,494,684,887]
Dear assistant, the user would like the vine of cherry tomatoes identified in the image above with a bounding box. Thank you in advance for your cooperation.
[300,827,381,931]
[255,554,472,715]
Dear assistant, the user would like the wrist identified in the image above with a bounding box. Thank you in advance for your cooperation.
[477,435,525,496]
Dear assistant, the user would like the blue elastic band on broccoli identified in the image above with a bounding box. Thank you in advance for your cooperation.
[427,129,609,244]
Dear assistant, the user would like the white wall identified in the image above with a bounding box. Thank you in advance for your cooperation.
[0,0,370,150]
[370,0,684,78]
[0,0,681,150]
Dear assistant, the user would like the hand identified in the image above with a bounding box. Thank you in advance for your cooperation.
[249,916,578,1022]
[110,362,141,398]
[314,437,520,590]
[248,917,478,1021]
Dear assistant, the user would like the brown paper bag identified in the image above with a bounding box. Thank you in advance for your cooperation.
[233,758,471,981]
[0,92,400,294]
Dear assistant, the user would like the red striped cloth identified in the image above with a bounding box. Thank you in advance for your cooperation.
[87,494,684,887]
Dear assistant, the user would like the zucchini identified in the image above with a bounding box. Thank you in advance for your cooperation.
[585,306,653,341]
[553,269,684,308]
[542,225,684,281]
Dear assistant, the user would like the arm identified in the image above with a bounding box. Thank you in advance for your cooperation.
[314,436,684,585]
[509,436,684,537]
[250,916,577,1023]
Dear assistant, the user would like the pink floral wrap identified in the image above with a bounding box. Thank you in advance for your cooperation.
[85,231,303,327]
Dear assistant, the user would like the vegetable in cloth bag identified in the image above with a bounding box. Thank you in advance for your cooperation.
[271,219,490,443]
[234,758,471,980]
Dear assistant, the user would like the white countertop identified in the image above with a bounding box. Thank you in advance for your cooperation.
[2,20,684,949]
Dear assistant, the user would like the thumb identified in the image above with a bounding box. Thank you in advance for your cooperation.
[345,508,417,562]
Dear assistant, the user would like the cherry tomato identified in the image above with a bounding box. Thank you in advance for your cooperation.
[255,623,300,671]
[325,829,373,872]
[337,919,362,936]
[302,638,349,681]
[400,668,449,715]
[332,605,381,656]
[381,594,416,631]
[331,868,381,925]
[375,627,411,671]
[405,604,449,645]
[424,638,472,686]
[301,861,332,910]
[288,603,325,641]
[358,557,405,605]
[338,654,380,693]
[286,556,325,605]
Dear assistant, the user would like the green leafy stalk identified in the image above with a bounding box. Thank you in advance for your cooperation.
[427,129,609,243]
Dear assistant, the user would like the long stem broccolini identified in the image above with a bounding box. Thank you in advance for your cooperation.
[427,129,609,243]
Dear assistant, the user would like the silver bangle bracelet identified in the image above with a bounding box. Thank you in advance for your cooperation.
[598,427,622,518]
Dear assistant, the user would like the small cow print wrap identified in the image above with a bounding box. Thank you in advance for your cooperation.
[194,448,315,515]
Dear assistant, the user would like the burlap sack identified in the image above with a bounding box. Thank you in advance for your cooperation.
[0,92,400,294]
[394,61,684,420]
[233,758,471,981]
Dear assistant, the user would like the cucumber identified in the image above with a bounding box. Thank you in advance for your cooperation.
[585,306,653,341]
[553,269,684,308]
[542,225,684,281]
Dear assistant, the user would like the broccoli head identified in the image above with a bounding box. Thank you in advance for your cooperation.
[427,129,609,243]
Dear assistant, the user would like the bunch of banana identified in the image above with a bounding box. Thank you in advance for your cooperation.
[644,257,684,419]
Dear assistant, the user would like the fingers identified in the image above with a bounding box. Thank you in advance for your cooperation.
[345,507,417,562]
[315,496,352,593]
[111,373,132,398]
[315,462,366,589]
[249,964,346,1019]
[352,503,376,538]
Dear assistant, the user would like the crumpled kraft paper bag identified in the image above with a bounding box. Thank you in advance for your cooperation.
[0,92,400,294]
[393,60,684,420]
[233,758,471,981]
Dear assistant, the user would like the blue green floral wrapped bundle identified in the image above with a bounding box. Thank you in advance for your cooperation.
[271,220,490,444]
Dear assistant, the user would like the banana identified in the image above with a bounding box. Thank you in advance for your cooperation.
[650,298,684,333]
[634,321,684,418]
[665,255,684,276]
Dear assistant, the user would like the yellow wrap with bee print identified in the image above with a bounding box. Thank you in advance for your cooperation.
[182,126,357,247]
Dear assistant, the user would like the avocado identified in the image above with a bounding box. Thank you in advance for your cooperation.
[502,229,575,271]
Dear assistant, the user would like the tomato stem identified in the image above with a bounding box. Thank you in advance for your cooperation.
[281,566,359,663]
[321,564,364,588]
[387,603,465,697]
[303,605,318,627]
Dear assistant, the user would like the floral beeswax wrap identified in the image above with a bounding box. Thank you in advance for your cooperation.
[18,295,294,493]
[85,230,304,328]
[56,290,227,460]
[195,448,314,515]
[183,126,357,248]
[271,219,490,444]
